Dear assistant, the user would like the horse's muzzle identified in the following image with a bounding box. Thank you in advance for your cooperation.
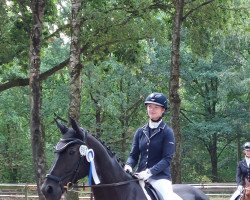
[41,179,64,200]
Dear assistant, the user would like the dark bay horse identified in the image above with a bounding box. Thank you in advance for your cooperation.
[41,118,209,200]
[234,179,250,200]
[241,179,250,200]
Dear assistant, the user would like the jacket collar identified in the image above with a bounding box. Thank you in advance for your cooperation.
[242,159,250,168]
[142,121,166,139]
[245,157,250,167]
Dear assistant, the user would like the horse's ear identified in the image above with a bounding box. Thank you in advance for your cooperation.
[70,117,79,131]
[54,118,68,134]
[70,117,86,141]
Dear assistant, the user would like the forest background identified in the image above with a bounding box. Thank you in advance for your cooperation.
[0,0,249,199]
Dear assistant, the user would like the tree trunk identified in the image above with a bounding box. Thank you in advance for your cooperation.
[90,92,102,137]
[95,103,102,137]
[29,0,46,199]
[169,0,184,184]
[68,0,83,121]
[205,79,219,182]
[66,0,82,200]
[208,133,218,182]
[237,133,242,162]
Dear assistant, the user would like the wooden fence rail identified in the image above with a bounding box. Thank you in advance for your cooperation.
[0,183,237,199]
[191,183,236,196]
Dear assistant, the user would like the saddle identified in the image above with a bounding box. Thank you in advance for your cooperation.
[144,182,164,200]
[130,173,163,200]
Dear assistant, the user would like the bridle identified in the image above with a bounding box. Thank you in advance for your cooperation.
[45,137,140,193]
[45,138,86,191]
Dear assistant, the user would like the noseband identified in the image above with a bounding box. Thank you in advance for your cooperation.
[45,138,85,190]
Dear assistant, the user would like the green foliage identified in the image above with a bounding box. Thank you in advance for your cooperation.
[183,0,249,57]
[180,27,250,182]
[80,40,171,160]
[0,0,249,184]
[0,88,34,182]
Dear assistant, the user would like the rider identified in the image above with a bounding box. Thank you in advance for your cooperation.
[124,92,182,200]
[230,142,250,200]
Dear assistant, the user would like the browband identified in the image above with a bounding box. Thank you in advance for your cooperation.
[55,138,84,153]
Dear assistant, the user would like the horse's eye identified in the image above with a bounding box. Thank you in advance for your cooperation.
[69,149,76,155]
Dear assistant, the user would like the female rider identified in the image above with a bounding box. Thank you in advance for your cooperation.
[230,142,250,200]
[124,92,182,200]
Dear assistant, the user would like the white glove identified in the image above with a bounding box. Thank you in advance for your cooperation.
[124,164,132,173]
[135,169,152,181]
[237,185,243,192]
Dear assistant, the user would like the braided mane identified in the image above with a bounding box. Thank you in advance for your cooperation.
[91,133,125,167]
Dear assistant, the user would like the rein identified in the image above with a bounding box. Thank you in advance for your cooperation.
[65,178,140,190]
[65,178,140,200]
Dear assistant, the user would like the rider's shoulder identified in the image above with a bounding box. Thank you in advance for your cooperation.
[238,159,246,165]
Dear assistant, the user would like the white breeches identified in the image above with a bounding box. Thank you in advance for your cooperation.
[230,189,241,200]
[148,178,183,200]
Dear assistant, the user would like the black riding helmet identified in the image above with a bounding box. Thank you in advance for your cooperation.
[144,92,168,109]
[244,142,250,150]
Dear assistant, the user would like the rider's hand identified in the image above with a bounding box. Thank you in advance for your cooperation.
[237,185,243,192]
[124,164,132,173]
[135,169,152,181]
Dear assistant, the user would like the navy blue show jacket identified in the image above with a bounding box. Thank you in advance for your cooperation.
[236,159,250,186]
[126,121,175,181]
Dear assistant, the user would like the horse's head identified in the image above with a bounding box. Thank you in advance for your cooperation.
[244,178,250,198]
[41,117,90,200]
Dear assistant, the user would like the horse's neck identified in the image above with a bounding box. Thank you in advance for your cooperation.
[86,136,146,200]
[87,135,128,183]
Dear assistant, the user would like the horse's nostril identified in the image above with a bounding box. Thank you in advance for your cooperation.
[47,185,53,194]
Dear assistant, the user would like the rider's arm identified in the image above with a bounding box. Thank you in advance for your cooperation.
[150,127,175,175]
[126,129,141,168]
[236,161,243,186]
